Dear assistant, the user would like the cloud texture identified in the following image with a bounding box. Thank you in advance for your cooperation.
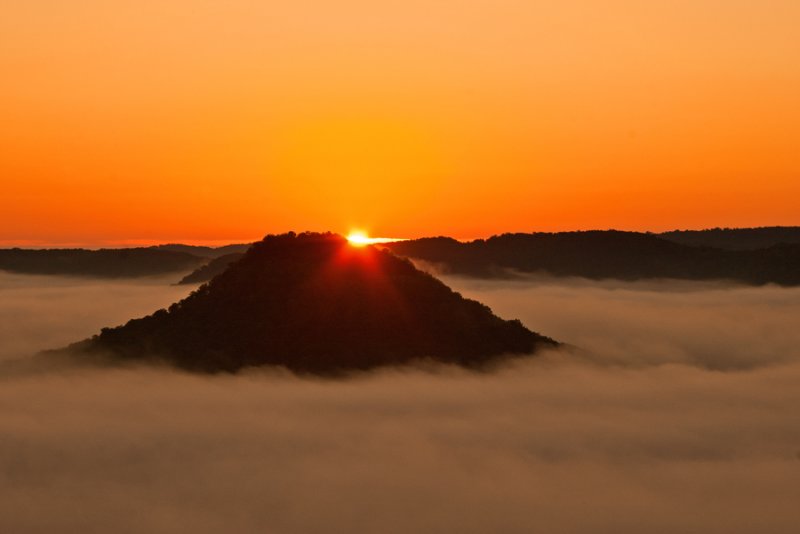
[1,272,799,533]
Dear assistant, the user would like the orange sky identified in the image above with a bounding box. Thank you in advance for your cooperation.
[1,0,799,246]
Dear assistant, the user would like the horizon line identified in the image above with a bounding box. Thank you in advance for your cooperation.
[2,225,800,249]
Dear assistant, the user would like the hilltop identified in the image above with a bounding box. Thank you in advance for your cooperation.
[64,232,555,373]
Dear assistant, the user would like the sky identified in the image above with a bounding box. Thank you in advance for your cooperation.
[2,0,799,245]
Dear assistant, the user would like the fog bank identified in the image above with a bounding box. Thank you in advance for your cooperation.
[444,275,800,370]
[1,273,799,533]
[0,272,193,361]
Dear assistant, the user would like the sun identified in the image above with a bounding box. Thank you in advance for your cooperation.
[347,231,372,247]
[346,230,405,247]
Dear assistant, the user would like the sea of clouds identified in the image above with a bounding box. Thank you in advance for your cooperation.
[1,271,799,533]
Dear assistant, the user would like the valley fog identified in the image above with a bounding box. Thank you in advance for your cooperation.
[1,272,799,533]
[442,275,800,370]
[0,273,194,361]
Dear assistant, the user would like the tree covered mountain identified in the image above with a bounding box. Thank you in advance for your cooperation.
[148,243,251,258]
[659,227,800,250]
[178,253,245,284]
[384,231,800,285]
[65,233,555,373]
[0,248,205,278]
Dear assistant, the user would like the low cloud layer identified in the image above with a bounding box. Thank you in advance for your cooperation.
[0,272,193,361]
[1,273,799,533]
[443,275,800,370]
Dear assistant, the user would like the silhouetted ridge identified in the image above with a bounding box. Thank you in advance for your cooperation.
[660,227,800,250]
[385,231,800,285]
[0,248,204,278]
[69,232,555,373]
[149,243,252,258]
[178,252,245,284]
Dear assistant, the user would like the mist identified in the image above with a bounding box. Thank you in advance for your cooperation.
[0,272,193,361]
[442,275,800,370]
[1,272,799,533]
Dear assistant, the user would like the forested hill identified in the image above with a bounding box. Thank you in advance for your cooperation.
[178,253,245,284]
[148,243,251,258]
[64,232,555,373]
[659,227,800,250]
[0,248,205,278]
[384,231,800,285]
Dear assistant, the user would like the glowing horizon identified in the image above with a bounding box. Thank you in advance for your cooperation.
[1,1,799,246]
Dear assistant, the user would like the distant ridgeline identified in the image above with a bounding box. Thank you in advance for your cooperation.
[659,227,800,250]
[384,230,800,285]
[178,253,245,284]
[4,228,798,283]
[149,243,251,259]
[62,233,555,373]
[0,248,204,278]
[0,244,250,278]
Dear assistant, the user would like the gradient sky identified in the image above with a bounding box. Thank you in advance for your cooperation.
[2,0,799,245]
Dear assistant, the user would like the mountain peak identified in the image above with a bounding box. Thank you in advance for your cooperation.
[68,232,556,373]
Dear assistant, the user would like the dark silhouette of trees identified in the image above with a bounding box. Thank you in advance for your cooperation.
[0,243,253,279]
[0,248,204,278]
[178,253,246,284]
[660,227,800,250]
[68,232,555,373]
[385,231,800,285]
[149,243,251,259]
